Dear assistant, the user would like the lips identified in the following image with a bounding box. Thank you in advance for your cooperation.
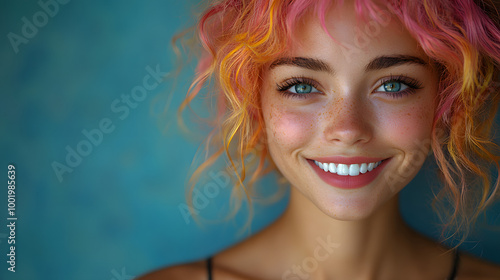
[314,160,383,176]
[308,157,391,189]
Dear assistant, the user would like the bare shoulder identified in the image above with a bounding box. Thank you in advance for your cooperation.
[135,257,255,280]
[136,225,283,280]
[136,260,207,280]
[458,252,500,279]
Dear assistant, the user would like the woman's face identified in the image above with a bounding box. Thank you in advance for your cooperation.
[261,2,438,220]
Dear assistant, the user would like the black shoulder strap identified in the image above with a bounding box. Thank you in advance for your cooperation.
[448,250,460,280]
[206,256,213,280]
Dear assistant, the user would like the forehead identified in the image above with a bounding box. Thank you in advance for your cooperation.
[287,1,427,67]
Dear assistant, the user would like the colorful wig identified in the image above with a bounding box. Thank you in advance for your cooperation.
[178,0,500,240]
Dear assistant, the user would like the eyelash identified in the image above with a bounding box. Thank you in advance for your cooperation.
[275,75,423,99]
[276,76,321,99]
[378,74,423,98]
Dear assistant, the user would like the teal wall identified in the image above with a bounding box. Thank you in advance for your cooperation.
[0,1,499,279]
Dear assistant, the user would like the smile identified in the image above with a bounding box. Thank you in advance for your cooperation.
[314,160,383,176]
[308,157,391,189]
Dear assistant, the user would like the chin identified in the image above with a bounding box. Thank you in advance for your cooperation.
[306,182,401,221]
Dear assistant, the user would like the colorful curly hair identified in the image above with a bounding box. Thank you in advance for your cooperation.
[178,0,500,240]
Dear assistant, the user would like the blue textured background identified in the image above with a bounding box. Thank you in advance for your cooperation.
[0,1,499,279]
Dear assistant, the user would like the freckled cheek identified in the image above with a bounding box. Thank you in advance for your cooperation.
[266,109,316,151]
[379,103,434,151]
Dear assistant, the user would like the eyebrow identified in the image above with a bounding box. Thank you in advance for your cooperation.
[268,55,428,73]
[269,57,334,73]
[365,55,428,71]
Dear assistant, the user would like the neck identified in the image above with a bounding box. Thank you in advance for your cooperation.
[277,187,418,279]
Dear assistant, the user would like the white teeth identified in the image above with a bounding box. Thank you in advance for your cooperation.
[328,163,336,173]
[367,162,374,171]
[337,164,349,176]
[360,163,368,174]
[349,164,360,176]
[314,160,384,176]
[322,163,329,172]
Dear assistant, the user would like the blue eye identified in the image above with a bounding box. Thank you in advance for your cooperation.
[376,81,408,92]
[374,75,423,98]
[276,77,321,99]
[290,83,319,94]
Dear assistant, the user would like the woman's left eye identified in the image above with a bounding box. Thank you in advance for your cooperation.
[375,81,409,92]
[374,76,423,98]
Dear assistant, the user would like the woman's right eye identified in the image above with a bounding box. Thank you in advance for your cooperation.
[276,77,322,98]
[289,83,320,94]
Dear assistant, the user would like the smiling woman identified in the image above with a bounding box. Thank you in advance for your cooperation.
[139,0,500,279]
[260,10,440,222]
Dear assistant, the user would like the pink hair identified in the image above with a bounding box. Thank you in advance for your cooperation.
[178,0,500,240]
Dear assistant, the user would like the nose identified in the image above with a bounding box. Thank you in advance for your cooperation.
[323,95,373,146]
